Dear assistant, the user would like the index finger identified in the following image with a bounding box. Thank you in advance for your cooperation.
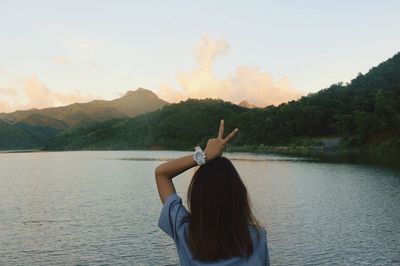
[217,119,224,139]
[223,128,239,144]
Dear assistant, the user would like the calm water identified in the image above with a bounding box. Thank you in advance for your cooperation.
[0,151,399,265]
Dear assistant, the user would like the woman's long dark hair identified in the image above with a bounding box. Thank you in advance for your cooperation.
[186,156,260,261]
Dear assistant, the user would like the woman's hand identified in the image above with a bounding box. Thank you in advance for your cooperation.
[155,119,239,203]
[204,119,239,161]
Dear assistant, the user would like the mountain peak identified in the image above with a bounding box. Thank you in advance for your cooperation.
[0,87,168,127]
[239,100,257,109]
[124,87,155,96]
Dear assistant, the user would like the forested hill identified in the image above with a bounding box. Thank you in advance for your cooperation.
[0,88,167,126]
[44,99,247,150]
[0,88,167,150]
[45,52,400,156]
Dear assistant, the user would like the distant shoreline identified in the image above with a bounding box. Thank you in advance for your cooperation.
[0,149,41,153]
[1,146,399,169]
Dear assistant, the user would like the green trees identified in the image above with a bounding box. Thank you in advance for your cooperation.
[44,52,400,158]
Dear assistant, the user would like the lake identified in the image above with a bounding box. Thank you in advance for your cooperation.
[0,151,399,265]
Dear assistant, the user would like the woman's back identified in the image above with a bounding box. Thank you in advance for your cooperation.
[159,193,269,265]
[155,120,270,265]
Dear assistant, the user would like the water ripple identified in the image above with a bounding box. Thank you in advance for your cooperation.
[0,151,399,265]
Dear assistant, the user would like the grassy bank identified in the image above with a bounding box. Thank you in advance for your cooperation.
[227,136,400,168]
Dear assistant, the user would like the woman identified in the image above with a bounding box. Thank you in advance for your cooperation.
[155,120,270,265]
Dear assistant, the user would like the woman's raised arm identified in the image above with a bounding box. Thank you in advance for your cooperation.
[155,119,238,203]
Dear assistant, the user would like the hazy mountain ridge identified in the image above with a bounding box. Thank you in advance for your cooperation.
[0,88,167,125]
[0,88,168,150]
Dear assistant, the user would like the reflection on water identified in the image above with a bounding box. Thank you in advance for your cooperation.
[118,155,317,162]
[0,151,399,265]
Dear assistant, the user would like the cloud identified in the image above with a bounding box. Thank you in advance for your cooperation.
[23,76,95,109]
[0,86,17,96]
[65,38,96,50]
[195,36,229,71]
[157,36,301,107]
[53,56,70,64]
[0,75,96,113]
[0,101,12,113]
[87,61,99,69]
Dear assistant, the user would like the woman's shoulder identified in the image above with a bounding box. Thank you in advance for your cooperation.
[249,224,267,235]
[247,225,269,265]
[248,225,267,242]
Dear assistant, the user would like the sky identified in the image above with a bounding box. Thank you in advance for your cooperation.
[0,0,399,112]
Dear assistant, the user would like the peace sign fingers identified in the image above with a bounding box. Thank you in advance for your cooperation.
[223,128,239,144]
[217,119,224,139]
[205,120,239,161]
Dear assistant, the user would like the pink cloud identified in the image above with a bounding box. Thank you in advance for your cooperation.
[53,56,70,64]
[0,75,96,113]
[157,36,301,107]
[0,101,12,113]
[0,86,17,96]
